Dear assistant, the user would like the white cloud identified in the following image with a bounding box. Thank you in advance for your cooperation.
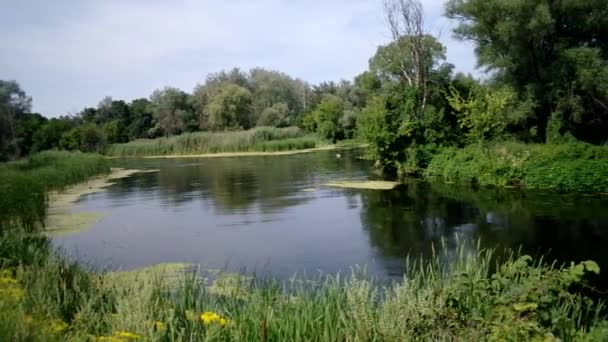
[0,0,478,116]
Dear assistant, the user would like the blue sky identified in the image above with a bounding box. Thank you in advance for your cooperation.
[0,0,478,117]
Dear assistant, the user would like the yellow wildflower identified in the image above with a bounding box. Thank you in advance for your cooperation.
[97,337,124,342]
[200,311,228,326]
[97,331,140,341]
[153,321,166,331]
[50,319,69,334]
[115,331,140,340]
[0,277,17,286]
[0,287,25,300]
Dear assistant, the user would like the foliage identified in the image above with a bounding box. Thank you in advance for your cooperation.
[60,124,107,153]
[206,84,254,131]
[105,127,319,157]
[12,113,47,157]
[446,85,532,143]
[304,94,347,142]
[0,231,606,341]
[256,102,289,128]
[425,142,608,193]
[149,87,194,137]
[31,118,74,153]
[445,0,608,143]
[0,81,32,160]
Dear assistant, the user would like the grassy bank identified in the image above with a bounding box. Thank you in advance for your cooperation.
[1,150,607,340]
[0,151,110,232]
[424,142,608,193]
[105,127,324,157]
[1,232,606,341]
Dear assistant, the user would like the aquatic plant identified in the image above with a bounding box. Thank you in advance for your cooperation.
[1,231,606,341]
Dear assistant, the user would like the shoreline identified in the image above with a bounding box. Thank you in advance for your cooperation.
[45,168,158,235]
[106,144,366,159]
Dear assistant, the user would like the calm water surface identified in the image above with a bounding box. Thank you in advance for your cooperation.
[52,149,608,285]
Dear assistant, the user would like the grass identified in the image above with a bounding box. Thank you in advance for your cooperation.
[1,149,607,340]
[105,127,325,157]
[424,142,608,193]
[0,232,606,341]
[0,151,110,232]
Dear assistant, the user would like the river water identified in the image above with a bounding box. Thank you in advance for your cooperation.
[52,149,608,286]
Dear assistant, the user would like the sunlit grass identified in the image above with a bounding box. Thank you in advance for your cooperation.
[1,232,606,341]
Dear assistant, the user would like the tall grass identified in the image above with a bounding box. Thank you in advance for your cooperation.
[425,142,608,193]
[0,151,110,232]
[106,127,323,157]
[1,234,606,341]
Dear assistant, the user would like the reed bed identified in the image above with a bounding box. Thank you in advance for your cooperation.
[0,234,605,341]
[106,127,322,157]
[0,151,109,232]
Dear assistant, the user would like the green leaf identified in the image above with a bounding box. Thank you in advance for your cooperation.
[513,302,538,312]
[582,261,600,275]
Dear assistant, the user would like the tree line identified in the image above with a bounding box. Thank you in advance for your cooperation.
[1,0,606,168]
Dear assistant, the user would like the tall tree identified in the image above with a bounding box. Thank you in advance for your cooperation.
[149,87,193,137]
[445,0,608,143]
[0,80,32,160]
[206,84,254,130]
[383,0,433,116]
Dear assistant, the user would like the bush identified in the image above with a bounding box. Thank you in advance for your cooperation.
[425,142,608,193]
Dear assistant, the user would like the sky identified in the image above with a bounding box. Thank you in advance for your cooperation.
[0,0,478,118]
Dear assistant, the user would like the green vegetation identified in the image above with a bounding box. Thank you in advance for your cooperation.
[1,228,606,341]
[0,151,109,232]
[105,127,322,157]
[2,1,604,194]
[425,142,608,193]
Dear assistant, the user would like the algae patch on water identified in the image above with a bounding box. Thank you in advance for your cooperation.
[325,181,399,190]
[45,168,159,236]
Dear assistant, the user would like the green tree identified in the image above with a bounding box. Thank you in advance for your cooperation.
[0,80,32,160]
[127,98,153,140]
[446,0,608,143]
[60,124,106,152]
[206,84,254,130]
[446,85,532,143]
[305,94,345,142]
[32,118,74,152]
[149,87,193,137]
[13,113,47,157]
[257,102,289,127]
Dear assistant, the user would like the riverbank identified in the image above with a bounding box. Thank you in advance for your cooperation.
[1,151,607,340]
[423,142,608,193]
[105,126,325,158]
[2,231,606,340]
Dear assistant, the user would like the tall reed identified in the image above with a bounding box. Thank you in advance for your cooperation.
[0,151,110,232]
[106,127,322,157]
[1,235,605,341]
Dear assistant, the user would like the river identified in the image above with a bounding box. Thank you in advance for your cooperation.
[52,149,608,287]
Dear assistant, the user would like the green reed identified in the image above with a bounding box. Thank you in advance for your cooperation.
[105,127,323,157]
[0,151,110,232]
[1,233,606,341]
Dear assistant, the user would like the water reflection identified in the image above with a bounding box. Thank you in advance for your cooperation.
[53,150,608,288]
